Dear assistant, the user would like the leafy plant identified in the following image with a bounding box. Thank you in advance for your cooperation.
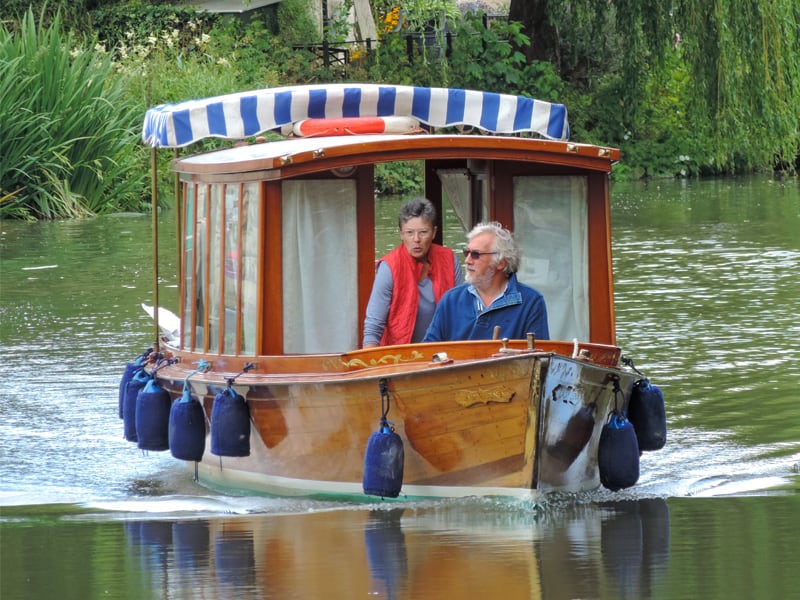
[0,9,145,220]
[375,161,424,196]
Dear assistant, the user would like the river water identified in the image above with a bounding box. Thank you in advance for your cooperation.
[1,175,798,599]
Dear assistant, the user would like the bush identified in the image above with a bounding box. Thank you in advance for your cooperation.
[0,9,146,219]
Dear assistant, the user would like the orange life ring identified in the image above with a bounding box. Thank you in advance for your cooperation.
[292,116,420,137]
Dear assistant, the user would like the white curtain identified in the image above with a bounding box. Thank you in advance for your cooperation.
[282,180,359,353]
[513,176,589,341]
[438,169,472,232]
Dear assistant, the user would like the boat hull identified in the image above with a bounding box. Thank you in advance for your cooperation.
[155,343,635,500]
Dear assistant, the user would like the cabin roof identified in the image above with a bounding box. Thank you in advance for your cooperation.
[142,84,570,149]
[173,133,619,176]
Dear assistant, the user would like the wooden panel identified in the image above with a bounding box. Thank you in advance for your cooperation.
[179,182,190,351]
[262,180,283,354]
[424,161,444,244]
[586,172,615,345]
[491,161,514,226]
[355,166,375,345]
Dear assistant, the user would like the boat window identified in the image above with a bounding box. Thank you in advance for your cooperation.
[182,181,260,355]
[513,176,590,341]
[240,184,259,354]
[190,184,210,351]
[281,180,359,353]
[182,186,195,350]
[222,185,239,352]
[208,184,223,353]
[219,182,259,355]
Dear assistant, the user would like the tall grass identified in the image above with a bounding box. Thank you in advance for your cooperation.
[0,9,146,220]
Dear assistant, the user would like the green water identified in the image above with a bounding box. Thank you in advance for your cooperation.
[1,175,798,599]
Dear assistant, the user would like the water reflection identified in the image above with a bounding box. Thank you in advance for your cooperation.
[365,509,408,599]
[121,499,671,599]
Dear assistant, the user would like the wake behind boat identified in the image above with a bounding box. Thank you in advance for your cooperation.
[120,83,666,501]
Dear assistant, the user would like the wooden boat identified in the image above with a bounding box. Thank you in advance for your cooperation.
[128,83,664,501]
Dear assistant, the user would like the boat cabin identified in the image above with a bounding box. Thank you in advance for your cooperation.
[143,84,620,358]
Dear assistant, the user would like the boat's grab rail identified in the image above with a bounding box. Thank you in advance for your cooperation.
[153,338,621,384]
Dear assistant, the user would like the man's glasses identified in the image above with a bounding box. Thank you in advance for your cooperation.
[462,248,499,260]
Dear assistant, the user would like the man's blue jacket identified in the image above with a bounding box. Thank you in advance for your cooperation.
[422,273,549,342]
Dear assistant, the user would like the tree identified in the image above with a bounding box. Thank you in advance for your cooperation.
[508,0,800,172]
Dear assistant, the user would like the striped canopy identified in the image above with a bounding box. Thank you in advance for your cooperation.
[142,83,569,148]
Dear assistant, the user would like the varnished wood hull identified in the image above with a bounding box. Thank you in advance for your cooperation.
[155,340,635,500]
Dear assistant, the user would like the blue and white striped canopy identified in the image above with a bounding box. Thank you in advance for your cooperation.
[142,83,569,148]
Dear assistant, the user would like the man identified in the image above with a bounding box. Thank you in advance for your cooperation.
[423,221,549,341]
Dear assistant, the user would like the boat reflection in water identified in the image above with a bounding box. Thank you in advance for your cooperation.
[124,498,670,598]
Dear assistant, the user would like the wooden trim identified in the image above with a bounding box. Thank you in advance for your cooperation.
[586,172,615,345]
[356,165,375,344]
[179,182,189,351]
[262,180,283,354]
[424,161,444,245]
[491,162,514,227]
[174,149,182,286]
[174,136,619,177]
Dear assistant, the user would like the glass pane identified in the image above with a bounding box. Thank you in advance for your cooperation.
[281,180,358,353]
[182,185,195,349]
[193,186,208,351]
[223,185,240,353]
[207,185,222,353]
[240,183,260,355]
[513,176,589,341]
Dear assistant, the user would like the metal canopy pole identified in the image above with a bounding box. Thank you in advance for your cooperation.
[151,146,160,352]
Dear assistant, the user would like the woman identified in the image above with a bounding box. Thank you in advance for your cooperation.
[362,197,463,347]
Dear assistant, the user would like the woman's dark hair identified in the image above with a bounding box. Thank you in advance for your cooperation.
[398,197,436,228]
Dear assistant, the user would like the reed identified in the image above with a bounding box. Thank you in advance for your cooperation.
[0,9,145,220]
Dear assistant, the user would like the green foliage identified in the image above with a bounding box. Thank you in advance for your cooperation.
[1,0,95,33]
[0,9,146,220]
[375,161,424,196]
[5,0,798,220]
[400,0,462,33]
[277,0,321,46]
[447,14,564,100]
[516,0,800,176]
[676,0,800,172]
[90,1,220,54]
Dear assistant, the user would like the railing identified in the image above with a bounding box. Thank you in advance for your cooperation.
[296,13,507,69]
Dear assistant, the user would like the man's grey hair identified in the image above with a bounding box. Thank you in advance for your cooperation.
[467,221,520,276]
